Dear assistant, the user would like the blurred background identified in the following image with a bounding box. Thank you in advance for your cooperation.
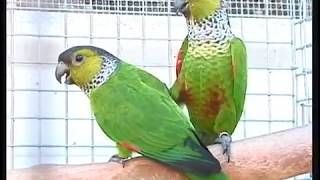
[6,0,312,179]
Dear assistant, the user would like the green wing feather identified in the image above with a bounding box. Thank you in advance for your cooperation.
[213,37,247,136]
[136,67,171,97]
[90,62,222,178]
[230,37,247,122]
[170,36,189,104]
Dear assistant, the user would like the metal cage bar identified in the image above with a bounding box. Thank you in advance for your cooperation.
[6,0,311,18]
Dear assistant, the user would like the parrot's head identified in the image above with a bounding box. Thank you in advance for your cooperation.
[55,46,117,88]
[175,0,221,21]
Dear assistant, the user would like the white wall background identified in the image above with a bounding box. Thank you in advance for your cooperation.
[6,8,312,179]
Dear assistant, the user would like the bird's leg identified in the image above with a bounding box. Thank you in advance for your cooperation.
[109,143,132,168]
[108,154,128,168]
[215,132,232,162]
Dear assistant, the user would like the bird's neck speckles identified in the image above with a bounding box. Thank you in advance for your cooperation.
[187,9,234,58]
[81,56,119,96]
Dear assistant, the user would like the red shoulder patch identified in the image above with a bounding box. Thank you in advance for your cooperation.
[176,48,184,77]
[119,141,141,153]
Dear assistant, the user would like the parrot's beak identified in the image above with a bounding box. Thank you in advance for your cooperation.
[55,61,74,85]
[175,0,189,16]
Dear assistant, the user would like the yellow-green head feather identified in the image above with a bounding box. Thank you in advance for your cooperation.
[189,0,220,20]
[68,48,103,86]
[175,0,221,21]
[55,45,120,95]
[56,46,105,87]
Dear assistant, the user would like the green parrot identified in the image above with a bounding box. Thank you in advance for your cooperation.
[55,46,229,180]
[171,0,247,161]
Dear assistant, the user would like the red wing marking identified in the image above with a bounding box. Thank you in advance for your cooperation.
[176,49,184,77]
[119,141,141,153]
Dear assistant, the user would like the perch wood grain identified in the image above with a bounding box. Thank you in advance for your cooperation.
[7,125,312,180]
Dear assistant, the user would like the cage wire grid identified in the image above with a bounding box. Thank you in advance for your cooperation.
[6,0,312,179]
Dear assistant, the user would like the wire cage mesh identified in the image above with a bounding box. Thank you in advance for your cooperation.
[6,0,312,179]
[7,0,312,17]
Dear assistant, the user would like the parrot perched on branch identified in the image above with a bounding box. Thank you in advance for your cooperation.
[55,46,228,180]
[171,0,247,161]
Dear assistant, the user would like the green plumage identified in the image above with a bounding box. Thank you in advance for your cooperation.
[55,46,229,180]
[170,2,247,145]
[90,62,226,179]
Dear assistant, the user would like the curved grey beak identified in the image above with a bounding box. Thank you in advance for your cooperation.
[55,62,74,85]
[175,0,189,16]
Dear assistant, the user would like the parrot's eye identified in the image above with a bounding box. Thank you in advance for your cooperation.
[75,55,84,62]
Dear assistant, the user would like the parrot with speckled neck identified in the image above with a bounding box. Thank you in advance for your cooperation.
[171,0,247,161]
[55,46,229,180]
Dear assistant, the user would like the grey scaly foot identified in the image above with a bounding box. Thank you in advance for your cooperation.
[108,154,128,167]
[219,132,232,162]
[214,132,232,162]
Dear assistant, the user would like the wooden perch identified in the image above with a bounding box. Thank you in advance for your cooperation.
[7,125,312,180]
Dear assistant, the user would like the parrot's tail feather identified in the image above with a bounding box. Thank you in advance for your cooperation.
[186,172,230,180]
[169,136,221,175]
[143,135,221,176]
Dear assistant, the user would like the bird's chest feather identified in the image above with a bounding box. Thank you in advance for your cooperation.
[181,48,234,120]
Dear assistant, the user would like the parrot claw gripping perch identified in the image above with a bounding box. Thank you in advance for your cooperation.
[215,132,232,163]
[108,154,128,168]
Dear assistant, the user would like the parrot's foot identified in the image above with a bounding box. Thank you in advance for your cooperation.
[108,154,128,168]
[218,132,232,163]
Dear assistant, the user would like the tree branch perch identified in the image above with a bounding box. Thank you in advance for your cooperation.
[7,125,312,180]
